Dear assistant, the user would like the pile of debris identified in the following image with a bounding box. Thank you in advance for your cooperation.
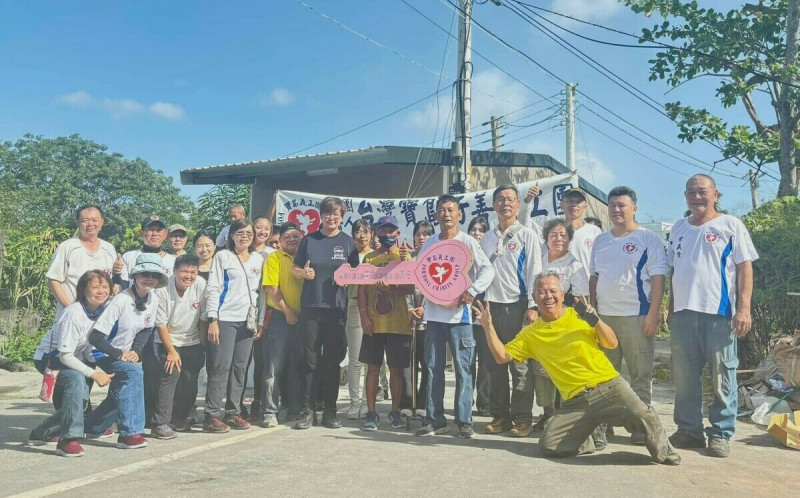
[738,331,800,425]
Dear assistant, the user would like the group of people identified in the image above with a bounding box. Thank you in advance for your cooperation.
[26,174,757,467]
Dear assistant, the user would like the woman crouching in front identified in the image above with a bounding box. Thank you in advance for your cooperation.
[27,270,115,457]
[84,253,167,449]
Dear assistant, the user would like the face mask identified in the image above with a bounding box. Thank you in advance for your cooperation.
[378,235,396,248]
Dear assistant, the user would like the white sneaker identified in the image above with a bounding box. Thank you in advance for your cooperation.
[358,404,369,419]
[347,403,361,420]
[400,408,413,417]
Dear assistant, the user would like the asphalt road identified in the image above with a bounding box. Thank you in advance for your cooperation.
[1,372,798,497]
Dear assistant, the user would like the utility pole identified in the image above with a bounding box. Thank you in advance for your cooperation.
[565,83,577,174]
[490,115,501,151]
[451,0,473,194]
[748,169,759,210]
[778,0,800,196]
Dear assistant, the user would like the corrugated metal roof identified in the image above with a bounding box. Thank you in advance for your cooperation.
[182,146,383,173]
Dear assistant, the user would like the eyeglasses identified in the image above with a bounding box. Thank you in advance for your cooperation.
[138,271,161,279]
[494,197,518,205]
[234,231,254,238]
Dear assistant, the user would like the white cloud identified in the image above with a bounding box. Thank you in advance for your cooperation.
[549,0,623,23]
[56,90,94,107]
[149,102,186,121]
[260,88,295,107]
[403,68,530,134]
[55,91,186,121]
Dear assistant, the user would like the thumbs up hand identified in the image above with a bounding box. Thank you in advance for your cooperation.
[524,182,541,203]
[113,253,123,275]
[303,260,315,280]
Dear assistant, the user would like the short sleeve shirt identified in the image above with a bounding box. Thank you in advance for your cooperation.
[505,307,618,400]
[589,227,667,316]
[569,223,602,281]
[667,215,758,318]
[46,238,116,317]
[294,231,356,311]
[541,250,589,297]
[362,249,411,335]
[263,250,303,313]
[154,276,207,347]
[92,289,158,356]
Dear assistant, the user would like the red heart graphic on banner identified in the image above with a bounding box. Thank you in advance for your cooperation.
[428,262,453,285]
[288,209,320,235]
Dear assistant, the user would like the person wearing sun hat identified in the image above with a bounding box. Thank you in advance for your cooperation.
[167,224,189,256]
[84,253,168,450]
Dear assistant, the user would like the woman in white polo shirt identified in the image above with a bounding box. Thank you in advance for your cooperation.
[143,254,208,439]
[26,270,115,457]
[84,253,167,450]
[541,217,590,305]
[204,219,264,433]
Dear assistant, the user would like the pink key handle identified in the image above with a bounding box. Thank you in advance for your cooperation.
[334,239,474,307]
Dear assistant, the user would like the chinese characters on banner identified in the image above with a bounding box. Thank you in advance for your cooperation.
[275,172,579,241]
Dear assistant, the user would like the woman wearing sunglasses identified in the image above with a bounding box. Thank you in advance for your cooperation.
[204,218,264,432]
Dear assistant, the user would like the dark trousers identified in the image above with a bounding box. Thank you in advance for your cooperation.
[299,308,347,412]
[470,324,491,411]
[488,299,535,424]
[260,310,303,416]
[143,342,205,426]
[401,329,428,410]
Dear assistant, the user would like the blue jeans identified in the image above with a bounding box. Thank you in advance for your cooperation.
[425,321,475,426]
[32,368,90,440]
[670,310,738,439]
[84,358,145,437]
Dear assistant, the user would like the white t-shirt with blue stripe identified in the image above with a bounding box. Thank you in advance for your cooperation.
[205,250,264,322]
[590,227,667,316]
[481,223,542,307]
[667,215,758,318]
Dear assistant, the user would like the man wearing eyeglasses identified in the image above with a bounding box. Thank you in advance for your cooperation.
[480,184,546,438]
[120,215,176,288]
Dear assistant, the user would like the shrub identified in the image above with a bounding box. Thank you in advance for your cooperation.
[740,197,800,368]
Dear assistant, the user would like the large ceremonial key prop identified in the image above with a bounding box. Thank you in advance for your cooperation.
[334,239,473,307]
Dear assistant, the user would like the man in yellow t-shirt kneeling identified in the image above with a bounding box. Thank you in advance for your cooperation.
[358,216,414,431]
[473,271,681,465]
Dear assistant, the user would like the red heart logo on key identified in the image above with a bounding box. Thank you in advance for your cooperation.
[288,209,320,235]
[428,262,453,285]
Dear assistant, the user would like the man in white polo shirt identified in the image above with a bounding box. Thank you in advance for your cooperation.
[480,184,546,438]
[143,254,208,439]
[120,215,176,287]
[46,204,118,319]
[589,186,666,445]
[666,174,758,458]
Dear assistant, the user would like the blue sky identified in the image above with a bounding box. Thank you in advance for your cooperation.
[0,0,779,220]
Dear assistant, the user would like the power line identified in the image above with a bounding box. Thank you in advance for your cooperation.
[282,88,449,158]
[509,0,800,90]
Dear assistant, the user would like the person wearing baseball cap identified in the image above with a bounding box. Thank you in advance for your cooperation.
[167,224,189,256]
[357,215,414,432]
[120,215,176,288]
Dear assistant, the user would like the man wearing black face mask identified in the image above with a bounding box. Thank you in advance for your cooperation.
[357,216,414,431]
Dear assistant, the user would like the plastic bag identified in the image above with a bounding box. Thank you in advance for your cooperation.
[752,397,792,425]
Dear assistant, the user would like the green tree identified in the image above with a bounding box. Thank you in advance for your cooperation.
[0,134,195,246]
[624,0,800,197]
[191,184,252,236]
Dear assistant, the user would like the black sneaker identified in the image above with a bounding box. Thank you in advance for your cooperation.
[321,409,342,429]
[294,410,315,430]
[669,429,706,449]
[458,423,475,439]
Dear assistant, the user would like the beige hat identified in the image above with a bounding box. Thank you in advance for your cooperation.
[168,224,188,235]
